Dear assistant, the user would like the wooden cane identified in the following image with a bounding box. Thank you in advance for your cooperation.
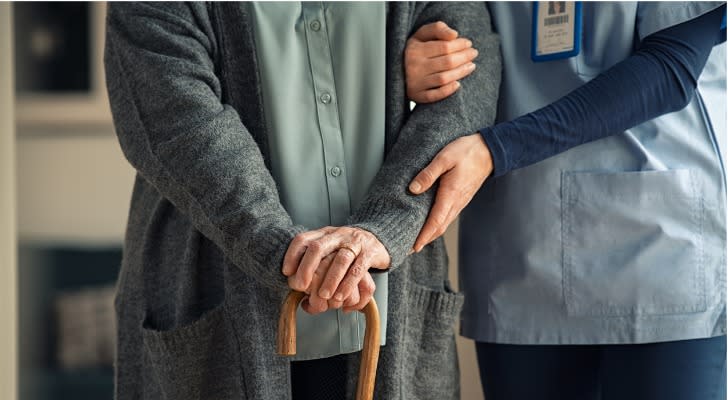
[277,290,381,400]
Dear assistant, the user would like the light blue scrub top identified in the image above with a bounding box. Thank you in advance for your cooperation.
[251,2,388,360]
[460,2,726,345]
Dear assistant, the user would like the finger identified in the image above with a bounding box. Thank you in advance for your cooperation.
[429,47,479,74]
[410,81,461,104]
[291,232,344,291]
[332,253,369,303]
[343,273,376,313]
[412,21,458,42]
[427,199,462,245]
[318,247,358,300]
[413,185,454,252]
[340,284,360,312]
[327,298,345,310]
[421,62,476,91]
[418,38,473,58]
[343,286,360,308]
[300,256,333,314]
[409,147,456,195]
[282,230,328,276]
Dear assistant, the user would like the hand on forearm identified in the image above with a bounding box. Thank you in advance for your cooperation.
[405,21,478,104]
[409,133,493,252]
[282,226,390,314]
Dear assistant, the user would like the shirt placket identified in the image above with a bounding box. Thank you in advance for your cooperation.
[302,3,359,354]
[302,4,352,226]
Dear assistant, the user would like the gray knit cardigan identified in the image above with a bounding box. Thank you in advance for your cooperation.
[105,2,500,399]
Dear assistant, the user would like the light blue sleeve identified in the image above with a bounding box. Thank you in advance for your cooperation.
[637,1,725,41]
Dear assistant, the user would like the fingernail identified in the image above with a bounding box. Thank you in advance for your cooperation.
[454,81,461,89]
[466,39,472,47]
[473,49,479,57]
[468,63,476,70]
[334,293,344,301]
[409,181,421,193]
[320,289,330,299]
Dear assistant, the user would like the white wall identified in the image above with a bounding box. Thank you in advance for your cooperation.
[17,129,135,244]
[0,2,18,398]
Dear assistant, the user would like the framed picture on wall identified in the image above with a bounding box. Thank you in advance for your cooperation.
[14,2,112,128]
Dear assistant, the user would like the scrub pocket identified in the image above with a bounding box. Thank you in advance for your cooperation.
[401,281,464,400]
[561,169,706,317]
[141,303,246,399]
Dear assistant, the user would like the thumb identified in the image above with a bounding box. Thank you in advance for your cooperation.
[412,21,458,42]
[409,152,452,195]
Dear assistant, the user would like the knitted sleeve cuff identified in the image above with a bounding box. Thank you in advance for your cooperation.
[350,197,429,270]
[238,225,307,292]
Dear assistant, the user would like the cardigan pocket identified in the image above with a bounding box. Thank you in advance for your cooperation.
[561,169,706,317]
[401,281,464,400]
[141,302,246,400]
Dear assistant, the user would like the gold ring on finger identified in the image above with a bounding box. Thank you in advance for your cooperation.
[339,244,359,258]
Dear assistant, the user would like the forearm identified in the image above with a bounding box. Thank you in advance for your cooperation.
[106,3,303,290]
[484,5,726,177]
[349,2,502,268]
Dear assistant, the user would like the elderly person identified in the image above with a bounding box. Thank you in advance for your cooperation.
[105,2,500,399]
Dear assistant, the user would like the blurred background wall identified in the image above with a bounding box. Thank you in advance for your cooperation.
[9,2,485,399]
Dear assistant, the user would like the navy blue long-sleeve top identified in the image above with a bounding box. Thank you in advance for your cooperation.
[483,5,727,178]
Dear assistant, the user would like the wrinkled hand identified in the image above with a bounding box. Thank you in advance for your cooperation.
[409,133,493,252]
[405,21,478,104]
[282,226,390,314]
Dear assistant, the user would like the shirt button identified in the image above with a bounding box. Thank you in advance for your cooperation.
[310,20,321,31]
[320,93,332,104]
[330,166,342,177]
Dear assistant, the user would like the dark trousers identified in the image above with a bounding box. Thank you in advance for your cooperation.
[291,353,349,400]
[476,335,727,400]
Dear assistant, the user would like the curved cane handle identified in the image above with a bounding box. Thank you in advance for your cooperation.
[276,290,380,400]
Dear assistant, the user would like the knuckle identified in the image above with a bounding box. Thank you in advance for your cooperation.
[437,41,451,54]
[292,233,306,246]
[421,168,436,182]
[338,250,355,262]
[307,241,323,253]
[349,265,364,277]
[433,21,448,31]
[437,152,453,166]
[442,57,456,70]
[433,73,449,86]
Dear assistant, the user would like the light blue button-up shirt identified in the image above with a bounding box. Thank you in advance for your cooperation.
[460,2,726,345]
[250,2,388,360]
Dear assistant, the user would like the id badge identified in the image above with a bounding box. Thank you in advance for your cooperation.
[531,1,582,62]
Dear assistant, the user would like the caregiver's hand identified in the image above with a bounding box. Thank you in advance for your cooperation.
[405,21,478,104]
[283,226,390,312]
[409,133,493,252]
